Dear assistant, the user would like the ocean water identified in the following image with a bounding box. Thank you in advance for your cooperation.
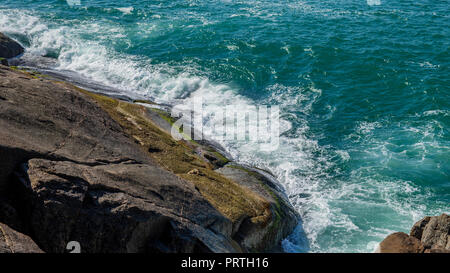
[1,0,448,253]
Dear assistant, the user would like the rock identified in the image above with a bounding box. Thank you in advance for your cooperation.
[0,58,8,66]
[17,158,235,253]
[410,214,450,250]
[0,223,43,253]
[379,213,450,253]
[0,66,235,253]
[187,168,203,176]
[410,216,431,240]
[0,66,299,253]
[0,197,22,232]
[0,65,149,193]
[0,33,24,59]
[377,232,424,253]
[199,149,230,169]
[216,164,299,252]
[424,248,450,253]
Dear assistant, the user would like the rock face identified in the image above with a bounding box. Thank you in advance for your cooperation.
[410,214,450,252]
[378,214,450,253]
[18,158,235,253]
[0,33,24,59]
[0,223,43,253]
[0,65,299,253]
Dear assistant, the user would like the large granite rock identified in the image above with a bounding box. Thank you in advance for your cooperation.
[378,213,450,253]
[377,232,424,253]
[0,223,43,253]
[0,33,24,59]
[0,65,299,253]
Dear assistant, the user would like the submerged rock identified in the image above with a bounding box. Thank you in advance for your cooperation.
[0,32,24,59]
[378,213,450,253]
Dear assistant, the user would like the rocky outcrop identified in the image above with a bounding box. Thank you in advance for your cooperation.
[0,32,24,59]
[0,223,43,253]
[377,232,424,253]
[410,214,450,252]
[0,65,299,253]
[0,65,233,253]
[378,214,450,253]
[216,164,298,251]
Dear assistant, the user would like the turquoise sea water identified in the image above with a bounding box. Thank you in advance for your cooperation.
[1,0,448,253]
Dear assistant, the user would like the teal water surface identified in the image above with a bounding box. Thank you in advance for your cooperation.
[0,0,448,253]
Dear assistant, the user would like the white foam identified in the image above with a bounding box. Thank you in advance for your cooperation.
[422,110,449,117]
[0,9,47,36]
[355,121,382,135]
[226,45,239,51]
[367,0,382,6]
[116,7,134,15]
